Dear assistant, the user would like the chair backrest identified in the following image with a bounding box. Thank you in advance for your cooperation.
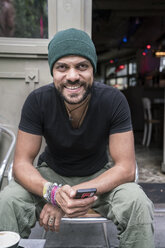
[0,126,16,189]
[142,97,152,121]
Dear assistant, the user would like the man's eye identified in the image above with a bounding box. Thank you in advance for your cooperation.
[56,65,67,71]
[78,64,88,71]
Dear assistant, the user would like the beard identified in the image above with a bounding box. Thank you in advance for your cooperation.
[55,80,92,104]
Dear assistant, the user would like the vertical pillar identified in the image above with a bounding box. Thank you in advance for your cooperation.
[48,0,92,39]
[161,88,165,172]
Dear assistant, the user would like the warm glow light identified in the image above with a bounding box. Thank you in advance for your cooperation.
[155,51,165,57]
[142,52,146,56]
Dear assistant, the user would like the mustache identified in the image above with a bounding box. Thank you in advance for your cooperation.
[66,80,80,85]
[63,80,86,87]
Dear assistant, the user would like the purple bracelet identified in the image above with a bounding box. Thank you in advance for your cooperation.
[51,185,59,206]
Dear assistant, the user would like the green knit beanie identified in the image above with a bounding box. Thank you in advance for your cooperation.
[48,28,97,76]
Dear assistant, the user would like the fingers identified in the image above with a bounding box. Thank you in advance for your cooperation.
[64,200,94,218]
[56,185,75,206]
[55,185,98,219]
[39,203,64,232]
[39,186,98,230]
[56,185,97,211]
[54,209,64,232]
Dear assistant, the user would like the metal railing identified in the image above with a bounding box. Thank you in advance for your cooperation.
[0,126,16,189]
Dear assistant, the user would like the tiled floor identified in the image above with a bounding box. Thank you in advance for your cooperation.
[136,144,165,183]
[134,131,165,183]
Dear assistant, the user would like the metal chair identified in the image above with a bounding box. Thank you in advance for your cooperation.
[42,205,112,247]
[142,97,160,147]
[42,163,139,248]
[0,125,16,189]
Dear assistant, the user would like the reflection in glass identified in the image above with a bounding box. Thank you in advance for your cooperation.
[0,0,15,37]
[0,0,48,38]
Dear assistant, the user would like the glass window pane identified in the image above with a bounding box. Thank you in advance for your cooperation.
[107,79,116,86]
[106,66,115,78]
[0,0,48,38]
[116,77,127,90]
[160,57,165,72]
[116,64,127,76]
[129,77,136,86]
[129,62,137,74]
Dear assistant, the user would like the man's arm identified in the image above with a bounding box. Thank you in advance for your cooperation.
[56,130,136,212]
[13,130,47,196]
[13,130,96,230]
[73,130,136,194]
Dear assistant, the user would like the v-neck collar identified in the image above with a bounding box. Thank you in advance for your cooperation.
[55,84,94,130]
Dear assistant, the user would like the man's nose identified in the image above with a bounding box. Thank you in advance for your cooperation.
[66,68,80,82]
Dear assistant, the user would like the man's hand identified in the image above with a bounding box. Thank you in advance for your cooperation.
[55,185,97,217]
[39,203,65,232]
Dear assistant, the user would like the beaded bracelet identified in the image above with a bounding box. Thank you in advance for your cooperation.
[43,182,61,206]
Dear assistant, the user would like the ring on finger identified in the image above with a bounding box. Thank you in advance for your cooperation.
[48,216,54,225]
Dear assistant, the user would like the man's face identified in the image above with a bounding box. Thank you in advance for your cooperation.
[52,55,94,104]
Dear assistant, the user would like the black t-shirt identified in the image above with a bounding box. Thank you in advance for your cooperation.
[19,82,132,176]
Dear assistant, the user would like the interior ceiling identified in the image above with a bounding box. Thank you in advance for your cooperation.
[92,0,165,64]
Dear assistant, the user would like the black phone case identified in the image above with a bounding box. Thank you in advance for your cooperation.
[75,188,97,199]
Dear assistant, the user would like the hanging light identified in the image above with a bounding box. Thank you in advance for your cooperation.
[115,64,125,72]
[109,59,114,64]
[119,65,125,70]
[122,36,128,43]
[146,44,151,50]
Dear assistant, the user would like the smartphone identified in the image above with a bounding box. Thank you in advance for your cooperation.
[75,188,97,199]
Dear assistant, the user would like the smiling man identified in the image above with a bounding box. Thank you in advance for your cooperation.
[0,28,154,248]
[53,56,93,104]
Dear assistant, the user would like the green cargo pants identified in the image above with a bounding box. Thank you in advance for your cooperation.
[0,162,155,248]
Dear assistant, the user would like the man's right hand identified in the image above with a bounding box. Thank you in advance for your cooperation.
[55,185,97,217]
[39,203,65,232]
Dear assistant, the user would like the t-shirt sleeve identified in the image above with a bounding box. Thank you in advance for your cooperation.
[109,90,132,135]
[19,91,43,135]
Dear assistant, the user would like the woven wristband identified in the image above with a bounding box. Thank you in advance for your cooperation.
[43,182,61,206]
[43,182,53,202]
[51,185,59,206]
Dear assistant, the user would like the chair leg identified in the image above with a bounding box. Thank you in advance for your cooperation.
[102,222,111,248]
[142,123,147,145]
[41,229,47,239]
[146,122,152,147]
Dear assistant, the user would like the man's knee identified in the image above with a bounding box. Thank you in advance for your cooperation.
[0,184,15,211]
[110,183,154,225]
[0,180,35,220]
[0,182,37,237]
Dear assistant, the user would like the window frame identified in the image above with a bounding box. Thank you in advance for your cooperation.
[0,0,56,56]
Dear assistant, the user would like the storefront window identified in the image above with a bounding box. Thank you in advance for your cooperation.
[129,62,136,74]
[0,0,48,38]
[160,57,165,72]
[106,61,137,89]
